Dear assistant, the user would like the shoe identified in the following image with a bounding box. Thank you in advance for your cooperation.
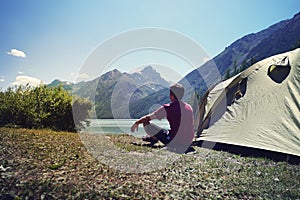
[142,135,158,143]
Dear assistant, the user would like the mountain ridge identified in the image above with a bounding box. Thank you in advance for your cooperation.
[48,66,171,118]
[183,12,300,93]
[131,12,300,118]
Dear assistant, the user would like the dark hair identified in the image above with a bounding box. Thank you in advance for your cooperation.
[170,83,184,100]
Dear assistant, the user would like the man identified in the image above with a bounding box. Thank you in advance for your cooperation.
[131,83,194,153]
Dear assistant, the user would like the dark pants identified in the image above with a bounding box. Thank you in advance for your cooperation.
[143,123,171,145]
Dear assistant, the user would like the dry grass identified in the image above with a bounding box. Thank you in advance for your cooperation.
[1,128,299,199]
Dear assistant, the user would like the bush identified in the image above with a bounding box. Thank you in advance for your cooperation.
[0,85,91,132]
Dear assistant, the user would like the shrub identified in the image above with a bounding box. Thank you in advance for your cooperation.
[0,85,91,132]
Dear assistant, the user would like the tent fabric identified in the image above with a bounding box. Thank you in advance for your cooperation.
[196,48,300,156]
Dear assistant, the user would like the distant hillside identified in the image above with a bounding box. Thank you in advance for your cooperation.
[49,66,171,119]
[95,66,171,118]
[185,12,300,92]
[49,78,100,101]
[131,12,300,118]
[48,79,74,91]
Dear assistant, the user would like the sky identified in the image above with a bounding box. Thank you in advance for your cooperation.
[0,0,299,89]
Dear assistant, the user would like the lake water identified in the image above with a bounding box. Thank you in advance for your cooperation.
[82,119,170,138]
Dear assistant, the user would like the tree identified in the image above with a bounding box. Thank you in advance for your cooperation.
[240,59,248,71]
[233,59,238,75]
[0,85,92,132]
[225,68,231,80]
[72,96,92,131]
[250,57,256,66]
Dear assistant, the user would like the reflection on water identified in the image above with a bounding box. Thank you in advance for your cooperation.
[82,119,170,138]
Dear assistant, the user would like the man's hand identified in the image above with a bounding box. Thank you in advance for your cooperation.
[131,123,139,133]
[131,115,152,133]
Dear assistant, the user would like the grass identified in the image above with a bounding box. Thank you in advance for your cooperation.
[0,127,299,199]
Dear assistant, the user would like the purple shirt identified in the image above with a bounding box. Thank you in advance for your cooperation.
[153,100,194,144]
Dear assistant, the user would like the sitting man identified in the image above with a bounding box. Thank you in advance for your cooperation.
[130,83,194,153]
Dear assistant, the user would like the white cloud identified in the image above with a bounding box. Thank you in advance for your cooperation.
[11,75,43,87]
[76,73,93,81]
[70,72,77,81]
[18,71,24,75]
[0,75,5,82]
[7,49,26,58]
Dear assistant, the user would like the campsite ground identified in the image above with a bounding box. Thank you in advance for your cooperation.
[0,128,299,199]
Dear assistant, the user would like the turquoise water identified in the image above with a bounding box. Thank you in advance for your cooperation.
[82,119,170,138]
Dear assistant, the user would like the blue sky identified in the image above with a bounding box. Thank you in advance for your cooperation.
[0,0,299,88]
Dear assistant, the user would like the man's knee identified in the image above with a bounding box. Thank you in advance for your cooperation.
[143,123,163,136]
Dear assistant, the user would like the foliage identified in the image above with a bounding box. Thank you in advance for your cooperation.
[233,59,238,75]
[224,68,231,80]
[72,96,92,130]
[0,85,91,132]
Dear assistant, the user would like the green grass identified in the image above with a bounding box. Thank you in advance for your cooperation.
[0,127,299,199]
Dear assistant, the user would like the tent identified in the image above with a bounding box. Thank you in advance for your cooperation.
[195,48,300,160]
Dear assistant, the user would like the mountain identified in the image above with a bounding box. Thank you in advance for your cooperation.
[130,12,300,118]
[95,67,171,118]
[49,66,171,119]
[183,12,300,94]
[48,79,74,91]
[49,77,100,101]
[213,18,290,75]
[185,12,300,91]
[131,66,171,91]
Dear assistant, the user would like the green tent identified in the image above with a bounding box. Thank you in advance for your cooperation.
[195,48,300,158]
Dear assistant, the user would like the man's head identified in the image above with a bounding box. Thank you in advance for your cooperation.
[170,83,184,102]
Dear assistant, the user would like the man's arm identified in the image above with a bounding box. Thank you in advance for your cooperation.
[130,113,156,132]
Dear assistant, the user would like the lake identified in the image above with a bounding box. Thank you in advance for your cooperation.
[81,119,170,138]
